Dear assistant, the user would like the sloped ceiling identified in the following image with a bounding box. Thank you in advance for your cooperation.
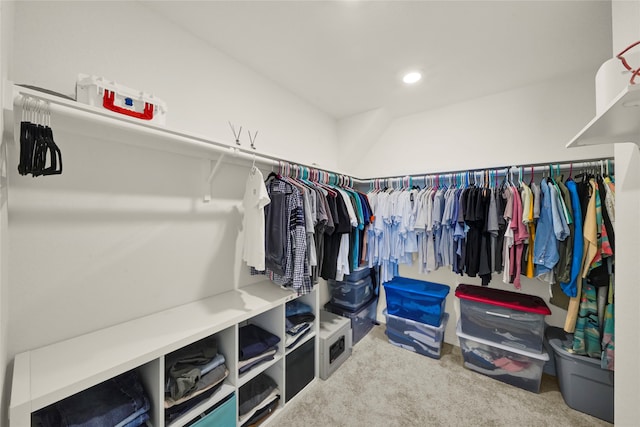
[142,1,612,119]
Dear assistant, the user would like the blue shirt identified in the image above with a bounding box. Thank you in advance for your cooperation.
[534,179,559,276]
[559,180,583,298]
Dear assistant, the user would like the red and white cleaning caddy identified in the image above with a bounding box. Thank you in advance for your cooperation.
[76,74,167,125]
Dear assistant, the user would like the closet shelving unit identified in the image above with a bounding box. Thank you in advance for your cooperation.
[567,83,640,147]
[10,281,319,427]
[6,84,321,427]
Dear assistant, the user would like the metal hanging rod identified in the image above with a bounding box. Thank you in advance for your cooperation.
[12,85,353,178]
[359,158,615,187]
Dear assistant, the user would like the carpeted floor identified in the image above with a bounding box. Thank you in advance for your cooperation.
[274,324,612,427]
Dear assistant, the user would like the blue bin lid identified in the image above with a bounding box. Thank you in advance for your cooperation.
[383,277,450,298]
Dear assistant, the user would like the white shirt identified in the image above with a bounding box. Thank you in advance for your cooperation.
[242,168,271,270]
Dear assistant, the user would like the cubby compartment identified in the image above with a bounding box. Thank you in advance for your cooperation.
[285,337,315,402]
[238,362,284,427]
[285,290,317,355]
[238,305,285,387]
[31,365,155,427]
[165,326,236,427]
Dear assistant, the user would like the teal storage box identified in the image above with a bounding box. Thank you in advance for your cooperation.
[186,393,236,427]
[383,277,450,326]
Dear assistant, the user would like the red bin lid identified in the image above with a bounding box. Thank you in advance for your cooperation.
[454,284,551,315]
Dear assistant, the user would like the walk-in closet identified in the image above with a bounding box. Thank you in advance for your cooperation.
[0,1,637,426]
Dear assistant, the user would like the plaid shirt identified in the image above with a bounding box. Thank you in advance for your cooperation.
[252,179,312,295]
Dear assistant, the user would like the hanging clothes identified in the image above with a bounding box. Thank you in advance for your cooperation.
[242,167,271,271]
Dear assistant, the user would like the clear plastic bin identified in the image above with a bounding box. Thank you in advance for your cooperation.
[328,277,373,311]
[384,311,448,359]
[383,277,449,326]
[456,321,549,393]
[455,284,550,353]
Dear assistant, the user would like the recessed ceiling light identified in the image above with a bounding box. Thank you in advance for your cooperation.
[403,71,422,84]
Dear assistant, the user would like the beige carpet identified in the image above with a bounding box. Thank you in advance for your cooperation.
[274,324,612,427]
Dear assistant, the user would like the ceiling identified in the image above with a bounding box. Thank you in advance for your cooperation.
[142,1,613,120]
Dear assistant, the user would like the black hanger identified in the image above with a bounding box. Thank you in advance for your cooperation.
[17,98,63,177]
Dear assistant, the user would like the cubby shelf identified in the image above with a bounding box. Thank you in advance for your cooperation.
[9,282,318,427]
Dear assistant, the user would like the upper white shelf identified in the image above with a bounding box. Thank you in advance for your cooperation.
[8,83,354,179]
[567,83,640,148]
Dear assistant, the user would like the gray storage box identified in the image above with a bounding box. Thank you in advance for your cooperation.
[546,327,614,423]
[319,310,352,380]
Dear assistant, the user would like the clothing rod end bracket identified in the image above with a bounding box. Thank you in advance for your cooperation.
[203,153,226,202]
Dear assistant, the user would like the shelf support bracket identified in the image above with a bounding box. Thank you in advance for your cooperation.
[203,153,226,202]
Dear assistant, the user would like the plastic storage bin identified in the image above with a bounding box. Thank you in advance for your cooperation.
[383,277,450,326]
[384,310,448,359]
[319,310,352,380]
[285,338,315,401]
[344,267,372,282]
[76,74,167,125]
[456,321,549,393]
[184,393,236,427]
[324,297,377,345]
[328,276,373,311]
[545,327,614,423]
[455,284,551,353]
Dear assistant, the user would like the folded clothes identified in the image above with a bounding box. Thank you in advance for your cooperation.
[285,324,312,349]
[464,361,540,381]
[239,373,278,416]
[239,324,281,361]
[165,385,222,424]
[286,313,316,329]
[165,366,228,408]
[463,347,497,370]
[493,357,530,372]
[287,322,311,336]
[165,336,221,400]
[32,370,150,427]
[239,354,275,375]
[238,348,277,370]
[240,391,280,427]
[286,300,313,317]
[120,411,149,427]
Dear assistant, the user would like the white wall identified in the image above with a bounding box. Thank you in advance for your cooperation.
[613,143,640,426]
[340,72,613,178]
[612,0,640,55]
[611,1,640,424]
[6,0,337,359]
[0,1,14,425]
[12,1,337,170]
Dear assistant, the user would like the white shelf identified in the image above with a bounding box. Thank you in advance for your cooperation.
[567,83,640,147]
[9,281,297,421]
[238,355,284,388]
[285,331,316,356]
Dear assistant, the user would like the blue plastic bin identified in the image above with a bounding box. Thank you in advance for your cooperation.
[383,277,450,326]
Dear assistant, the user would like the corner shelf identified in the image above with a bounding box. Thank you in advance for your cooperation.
[567,83,640,147]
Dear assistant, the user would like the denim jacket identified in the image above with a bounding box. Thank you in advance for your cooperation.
[534,179,559,276]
